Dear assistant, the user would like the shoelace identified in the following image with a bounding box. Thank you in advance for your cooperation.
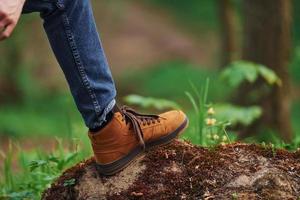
[116,106,161,149]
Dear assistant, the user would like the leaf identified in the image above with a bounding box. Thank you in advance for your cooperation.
[123,95,180,110]
[64,152,78,166]
[202,78,210,107]
[214,103,262,126]
[63,178,76,187]
[29,160,47,172]
[257,65,282,86]
[189,80,201,100]
[48,156,60,164]
[221,60,282,88]
[185,92,199,114]
[221,61,258,88]
[5,191,34,199]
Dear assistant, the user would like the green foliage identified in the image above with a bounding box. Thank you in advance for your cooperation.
[251,128,300,151]
[204,109,232,146]
[214,104,262,126]
[0,106,91,199]
[221,60,281,88]
[201,60,289,146]
[2,142,14,193]
[0,140,84,200]
[63,179,76,187]
[124,94,180,110]
[217,60,282,133]
[183,80,233,146]
[121,61,285,147]
[185,79,210,145]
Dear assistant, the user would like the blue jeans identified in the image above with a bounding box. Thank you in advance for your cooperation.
[22,0,117,129]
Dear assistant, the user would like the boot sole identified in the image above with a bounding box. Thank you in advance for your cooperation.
[96,117,189,176]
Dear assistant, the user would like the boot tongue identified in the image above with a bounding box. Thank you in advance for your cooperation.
[112,104,120,113]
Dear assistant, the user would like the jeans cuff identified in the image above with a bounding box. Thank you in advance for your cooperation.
[55,0,65,10]
[91,99,116,129]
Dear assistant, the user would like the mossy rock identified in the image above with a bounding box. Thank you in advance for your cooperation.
[42,140,300,200]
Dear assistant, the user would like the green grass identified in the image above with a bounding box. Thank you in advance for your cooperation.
[0,140,89,200]
[0,126,92,199]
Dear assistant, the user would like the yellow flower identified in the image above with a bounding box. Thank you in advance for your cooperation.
[222,135,228,141]
[207,107,215,115]
[206,118,217,126]
[213,134,219,140]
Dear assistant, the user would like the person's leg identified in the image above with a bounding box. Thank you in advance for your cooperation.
[22,0,188,176]
[22,0,116,130]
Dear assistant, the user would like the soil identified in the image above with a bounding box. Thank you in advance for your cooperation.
[42,140,300,200]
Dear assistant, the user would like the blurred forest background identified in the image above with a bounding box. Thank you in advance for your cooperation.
[1,0,300,154]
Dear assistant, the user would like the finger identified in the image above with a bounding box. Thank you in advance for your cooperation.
[0,12,6,21]
[0,14,13,31]
[0,23,15,41]
[0,19,10,32]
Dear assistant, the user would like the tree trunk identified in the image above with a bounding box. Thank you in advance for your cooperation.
[238,0,293,142]
[219,0,237,67]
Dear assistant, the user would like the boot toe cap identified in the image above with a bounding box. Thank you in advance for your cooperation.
[161,110,188,133]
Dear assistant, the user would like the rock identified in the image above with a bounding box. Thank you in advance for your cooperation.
[42,140,300,200]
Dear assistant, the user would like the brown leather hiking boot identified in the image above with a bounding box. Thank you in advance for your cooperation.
[88,106,188,175]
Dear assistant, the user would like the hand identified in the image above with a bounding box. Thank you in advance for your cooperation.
[0,0,25,41]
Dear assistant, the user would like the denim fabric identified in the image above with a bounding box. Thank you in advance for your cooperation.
[22,0,117,129]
